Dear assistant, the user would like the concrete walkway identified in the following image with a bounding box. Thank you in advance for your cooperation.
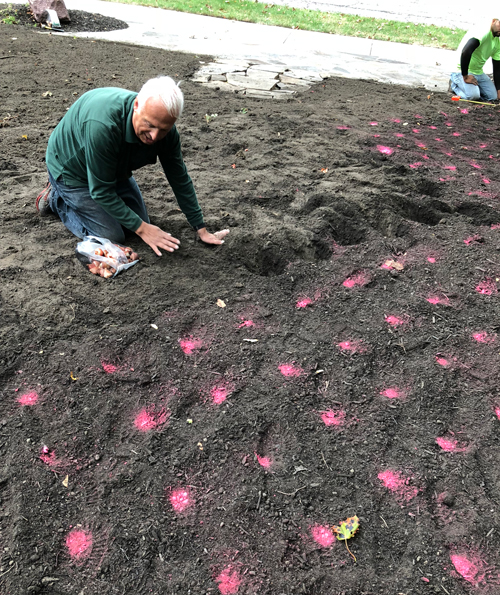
[63,0,461,93]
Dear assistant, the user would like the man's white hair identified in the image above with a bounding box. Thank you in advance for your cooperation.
[136,76,184,119]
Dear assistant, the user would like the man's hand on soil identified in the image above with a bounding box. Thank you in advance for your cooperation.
[135,221,180,256]
[463,74,478,85]
[197,227,230,245]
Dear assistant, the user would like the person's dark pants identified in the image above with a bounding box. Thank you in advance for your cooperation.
[47,170,149,242]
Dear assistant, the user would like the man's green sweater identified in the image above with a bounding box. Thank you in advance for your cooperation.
[46,87,204,232]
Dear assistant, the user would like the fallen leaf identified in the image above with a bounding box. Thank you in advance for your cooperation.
[70,371,79,381]
[21,135,27,140]
[320,168,328,173]
[217,299,226,308]
[231,164,236,169]
[332,515,359,561]
[62,475,69,488]
[150,323,158,330]
[384,259,404,271]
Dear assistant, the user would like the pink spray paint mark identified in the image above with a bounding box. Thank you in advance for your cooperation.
[414,114,422,119]
[445,122,452,126]
[491,223,500,230]
[494,406,500,420]
[134,406,169,432]
[452,132,461,136]
[342,271,370,288]
[210,385,231,405]
[369,121,378,126]
[179,337,203,355]
[480,143,488,148]
[416,142,426,149]
[279,363,304,378]
[311,525,335,547]
[395,133,404,137]
[337,339,367,354]
[17,391,38,406]
[436,436,466,453]
[435,137,442,141]
[296,297,313,309]
[426,294,450,306]
[470,161,481,169]
[435,356,451,368]
[450,554,483,585]
[429,125,437,129]
[391,118,401,123]
[373,134,380,138]
[169,488,191,513]
[321,409,346,427]
[378,469,418,502]
[102,362,117,374]
[427,256,436,263]
[238,319,255,328]
[380,387,404,400]
[336,125,350,130]
[409,162,423,169]
[377,145,393,155]
[412,129,420,133]
[255,453,272,469]
[463,234,483,245]
[66,529,93,561]
[439,176,455,182]
[422,154,429,160]
[460,108,468,114]
[216,567,242,595]
[482,177,491,184]
[476,278,497,295]
[443,165,456,171]
[40,445,58,466]
[384,314,407,327]
[473,331,495,344]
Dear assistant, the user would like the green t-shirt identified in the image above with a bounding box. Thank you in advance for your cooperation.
[46,87,204,232]
[457,22,500,74]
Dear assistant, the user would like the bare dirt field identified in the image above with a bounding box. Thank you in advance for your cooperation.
[2,10,500,595]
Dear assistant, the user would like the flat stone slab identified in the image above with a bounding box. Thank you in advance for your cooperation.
[226,72,278,91]
[279,74,314,86]
[246,67,281,78]
[281,69,324,82]
[277,82,311,92]
[247,63,287,73]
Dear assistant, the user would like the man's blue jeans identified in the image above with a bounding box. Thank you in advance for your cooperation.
[450,72,497,101]
[47,170,149,242]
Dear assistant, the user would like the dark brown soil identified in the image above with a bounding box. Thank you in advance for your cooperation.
[1,4,128,32]
[2,15,500,595]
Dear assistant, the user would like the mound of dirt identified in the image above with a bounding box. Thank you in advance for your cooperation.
[2,16,500,595]
[0,3,128,32]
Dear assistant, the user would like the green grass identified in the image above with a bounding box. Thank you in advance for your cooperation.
[103,0,464,49]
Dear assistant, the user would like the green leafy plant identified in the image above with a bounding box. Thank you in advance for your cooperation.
[204,113,218,123]
[1,14,17,24]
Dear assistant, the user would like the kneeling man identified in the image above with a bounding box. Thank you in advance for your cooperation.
[450,18,500,101]
[38,76,228,255]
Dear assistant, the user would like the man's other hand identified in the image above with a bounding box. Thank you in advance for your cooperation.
[135,221,180,256]
[197,227,230,245]
[463,74,478,85]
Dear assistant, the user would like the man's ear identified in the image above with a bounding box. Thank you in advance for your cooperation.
[133,98,139,112]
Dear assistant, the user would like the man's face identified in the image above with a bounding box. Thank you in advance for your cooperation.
[491,19,500,36]
[132,96,176,145]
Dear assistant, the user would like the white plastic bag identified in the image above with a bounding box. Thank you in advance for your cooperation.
[75,236,139,279]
